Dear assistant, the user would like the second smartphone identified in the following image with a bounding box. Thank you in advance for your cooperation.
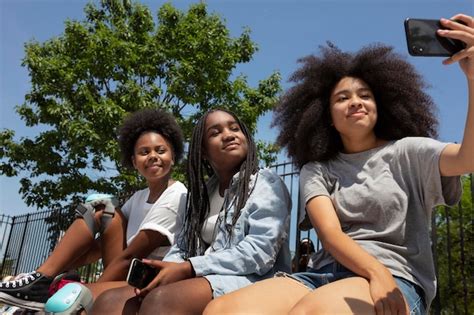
[126,258,159,289]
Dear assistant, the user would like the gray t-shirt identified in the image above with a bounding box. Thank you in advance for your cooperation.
[299,137,461,306]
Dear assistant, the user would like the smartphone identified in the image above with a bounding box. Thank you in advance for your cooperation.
[126,258,159,289]
[404,18,466,57]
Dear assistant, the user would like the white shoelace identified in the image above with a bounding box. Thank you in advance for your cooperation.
[0,272,36,288]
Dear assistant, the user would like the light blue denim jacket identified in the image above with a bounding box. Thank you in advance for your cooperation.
[164,168,291,295]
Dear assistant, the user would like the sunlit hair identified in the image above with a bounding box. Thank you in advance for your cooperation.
[179,108,259,258]
[117,108,184,168]
[273,42,438,168]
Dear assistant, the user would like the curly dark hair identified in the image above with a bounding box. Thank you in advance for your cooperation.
[273,42,439,168]
[118,108,184,168]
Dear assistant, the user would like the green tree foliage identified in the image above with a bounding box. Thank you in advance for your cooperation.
[0,0,281,212]
[433,174,473,314]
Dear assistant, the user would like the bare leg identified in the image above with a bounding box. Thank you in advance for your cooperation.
[139,278,213,315]
[98,209,127,269]
[90,285,139,315]
[36,209,126,278]
[288,277,376,315]
[204,277,310,315]
[36,218,97,277]
[84,281,129,300]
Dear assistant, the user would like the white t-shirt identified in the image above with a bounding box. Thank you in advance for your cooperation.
[201,186,225,246]
[121,181,187,260]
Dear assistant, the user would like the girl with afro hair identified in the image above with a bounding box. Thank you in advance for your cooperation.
[0,108,187,310]
[204,14,474,315]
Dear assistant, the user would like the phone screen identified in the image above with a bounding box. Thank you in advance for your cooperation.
[404,18,465,57]
[126,259,159,289]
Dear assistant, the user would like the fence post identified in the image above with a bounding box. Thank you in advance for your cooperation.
[0,216,15,277]
[431,210,440,315]
[15,214,30,275]
[445,205,457,315]
[457,201,468,315]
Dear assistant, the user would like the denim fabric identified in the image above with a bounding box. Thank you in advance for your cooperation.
[164,168,292,297]
[282,263,426,314]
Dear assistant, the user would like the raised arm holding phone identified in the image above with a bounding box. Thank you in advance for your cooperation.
[204,14,474,315]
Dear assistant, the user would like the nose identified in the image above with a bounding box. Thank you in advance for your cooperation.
[349,96,363,108]
[222,128,236,141]
[148,150,160,161]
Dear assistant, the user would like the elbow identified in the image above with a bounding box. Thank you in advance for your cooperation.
[458,150,474,174]
[316,229,342,253]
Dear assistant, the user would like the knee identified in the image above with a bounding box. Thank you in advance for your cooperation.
[91,287,135,314]
[140,287,174,315]
[288,300,327,315]
[91,289,118,314]
[203,298,224,315]
[288,304,311,315]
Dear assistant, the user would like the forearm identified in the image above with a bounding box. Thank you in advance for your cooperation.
[98,230,170,282]
[321,230,388,281]
[458,78,474,171]
[96,255,133,282]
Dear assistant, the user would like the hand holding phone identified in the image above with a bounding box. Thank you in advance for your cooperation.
[126,258,159,289]
[404,18,466,57]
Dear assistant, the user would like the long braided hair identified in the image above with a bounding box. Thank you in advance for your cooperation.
[179,109,259,258]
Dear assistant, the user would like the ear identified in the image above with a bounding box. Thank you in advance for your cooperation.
[131,156,137,169]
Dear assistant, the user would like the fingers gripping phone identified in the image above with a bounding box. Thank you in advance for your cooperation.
[404,18,466,57]
[126,258,159,289]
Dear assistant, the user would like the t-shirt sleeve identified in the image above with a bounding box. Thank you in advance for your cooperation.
[298,162,331,230]
[401,137,462,211]
[120,193,134,221]
[135,182,188,244]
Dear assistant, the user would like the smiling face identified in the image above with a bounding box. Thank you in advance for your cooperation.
[203,110,248,175]
[132,131,174,184]
[329,76,378,140]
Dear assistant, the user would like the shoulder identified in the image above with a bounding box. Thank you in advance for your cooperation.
[157,181,187,208]
[250,168,289,197]
[168,181,188,194]
[127,187,150,202]
[395,136,441,147]
[121,187,149,215]
[394,137,447,155]
[300,161,328,181]
[256,168,282,183]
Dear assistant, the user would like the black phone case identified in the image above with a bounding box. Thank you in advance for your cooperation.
[126,259,159,289]
[404,18,465,57]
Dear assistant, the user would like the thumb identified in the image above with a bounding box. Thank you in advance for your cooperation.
[138,273,161,297]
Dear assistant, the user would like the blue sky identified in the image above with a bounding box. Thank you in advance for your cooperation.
[1,0,472,219]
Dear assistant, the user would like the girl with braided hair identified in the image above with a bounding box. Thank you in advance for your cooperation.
[92,109,291,314]
[204,14,474,315]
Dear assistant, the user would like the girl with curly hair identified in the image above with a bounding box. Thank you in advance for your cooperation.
[0,108,187,311]
[91,109,291,314]
[204,14,473,315]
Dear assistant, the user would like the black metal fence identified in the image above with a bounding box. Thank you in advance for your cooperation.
[0,163,472,314]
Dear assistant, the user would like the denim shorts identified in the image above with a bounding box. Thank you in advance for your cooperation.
[278,262,426,315]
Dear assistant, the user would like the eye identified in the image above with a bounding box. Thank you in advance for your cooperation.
[360,94,371,99]
[337,95,348,102]
[209,130,219,137]
[137,149,149,156]
[230,125,240,132]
